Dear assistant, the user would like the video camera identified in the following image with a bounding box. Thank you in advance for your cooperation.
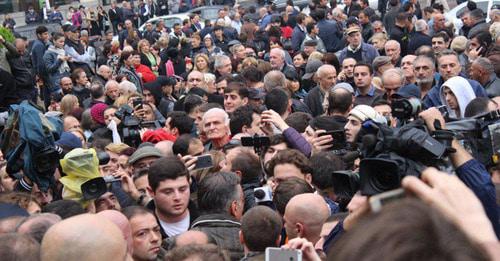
[115,105,165,147]
[81,175,120,200]
[355,119,455,196]
[391,97,422,122]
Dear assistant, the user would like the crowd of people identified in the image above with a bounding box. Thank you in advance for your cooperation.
[0,0,499,260]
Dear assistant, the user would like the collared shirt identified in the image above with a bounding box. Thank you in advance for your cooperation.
[347,43,362,53]
[355,85,376,97]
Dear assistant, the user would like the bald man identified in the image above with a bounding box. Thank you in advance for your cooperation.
[93,65,112,86]
[283,193,330,245]
[63,116,81,132]
[16,213,61,243]
[96,210,133,255]
[305,64,337,116]
[41,214,128,261]
[155,140,174,156]
[174,230,210,247]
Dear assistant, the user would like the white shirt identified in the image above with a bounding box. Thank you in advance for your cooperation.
[159,212,190,237]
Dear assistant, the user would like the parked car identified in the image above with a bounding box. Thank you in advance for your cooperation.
[139,6,225,32]
[445,0,499,35]
[138,13,189,32]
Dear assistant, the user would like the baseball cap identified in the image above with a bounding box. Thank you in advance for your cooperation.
[345,26,361,36]
[302,59,323,80]
[128,146,163,165]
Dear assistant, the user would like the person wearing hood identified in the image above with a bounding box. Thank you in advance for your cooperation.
[44,33,72,96]
[440,76,477,119]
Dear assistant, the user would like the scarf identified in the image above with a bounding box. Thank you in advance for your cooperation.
[48,45,71,75]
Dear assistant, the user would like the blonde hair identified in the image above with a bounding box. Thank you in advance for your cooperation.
[242,57,258,70]
[158,36,169,49]
[308,51,324,61]
[137,39,150,53]
[194,53,210,73]
[60,94,79,116]
[114,95,129,107]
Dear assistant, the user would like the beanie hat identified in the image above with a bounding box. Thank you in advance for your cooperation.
[90,103,108,125]
[349,105,387,125]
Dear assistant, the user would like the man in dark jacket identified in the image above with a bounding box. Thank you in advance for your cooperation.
[108,1,123,35]
[305,65,337,117]
[7,38,36,102]
[316,8,342,53]
[389,13,410,57]
[291,13,307,52]
[469,57,500,98]
[467,9,490,38]
[190,172,245,260]
[407,19,432,54]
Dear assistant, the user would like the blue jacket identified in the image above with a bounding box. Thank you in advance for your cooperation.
[43,50,70,93]
[291,25,306,52]
[423,77,487,109]
[338,42,380,65]
[31,39,48,78]
[317,19,342,52]
[455,159,500,238]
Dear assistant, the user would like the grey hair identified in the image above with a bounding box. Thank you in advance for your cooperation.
[415,19,427,32]
[372,56,392,72]
[118,80,137,94]
[214,55,231,68]
[203,108,230,126]
[413,55,436,70]
[382,68,406,86]
[271,48,286,60]
[105,80,119,91]
[263,70,286,92]
[474,57,494,75]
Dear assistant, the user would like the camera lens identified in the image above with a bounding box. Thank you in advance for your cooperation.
[369,171,400,193]
[254,189,265,200]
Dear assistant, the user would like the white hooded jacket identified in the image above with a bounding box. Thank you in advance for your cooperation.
[439,76,476,119]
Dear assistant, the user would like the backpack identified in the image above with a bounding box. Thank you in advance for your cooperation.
[0,101,63,192]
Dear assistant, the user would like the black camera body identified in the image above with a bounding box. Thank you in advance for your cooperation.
[115,105,165,147]
[391,97,422,121]
[357,119,453,196]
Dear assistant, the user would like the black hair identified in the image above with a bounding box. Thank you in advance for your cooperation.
[354,61,374,75]
[148,156,189,191]
[229,105,261,135]
[36,25,48,35]
[264,88,289,116]
[183,94,204,114]
[285,112,313,133]
[167,111,194,135]
[172,134,194,156]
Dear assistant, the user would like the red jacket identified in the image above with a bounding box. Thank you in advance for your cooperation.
[134,64,157,83]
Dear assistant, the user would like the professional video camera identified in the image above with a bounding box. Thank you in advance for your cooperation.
[81,175,120,200]
[447,109,500,168]
[115,105,165,147]
[356,119,455,196]
[391,97,422,122]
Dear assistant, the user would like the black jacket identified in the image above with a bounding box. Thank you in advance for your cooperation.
[6,42,34,89]
[407,32,432,55]
[108,7,123,23]
[191,213,244,260]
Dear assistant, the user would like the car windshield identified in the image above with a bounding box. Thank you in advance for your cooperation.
[456,1,499,17]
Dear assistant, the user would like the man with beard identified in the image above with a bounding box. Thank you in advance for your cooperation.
[413,55,437,101]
